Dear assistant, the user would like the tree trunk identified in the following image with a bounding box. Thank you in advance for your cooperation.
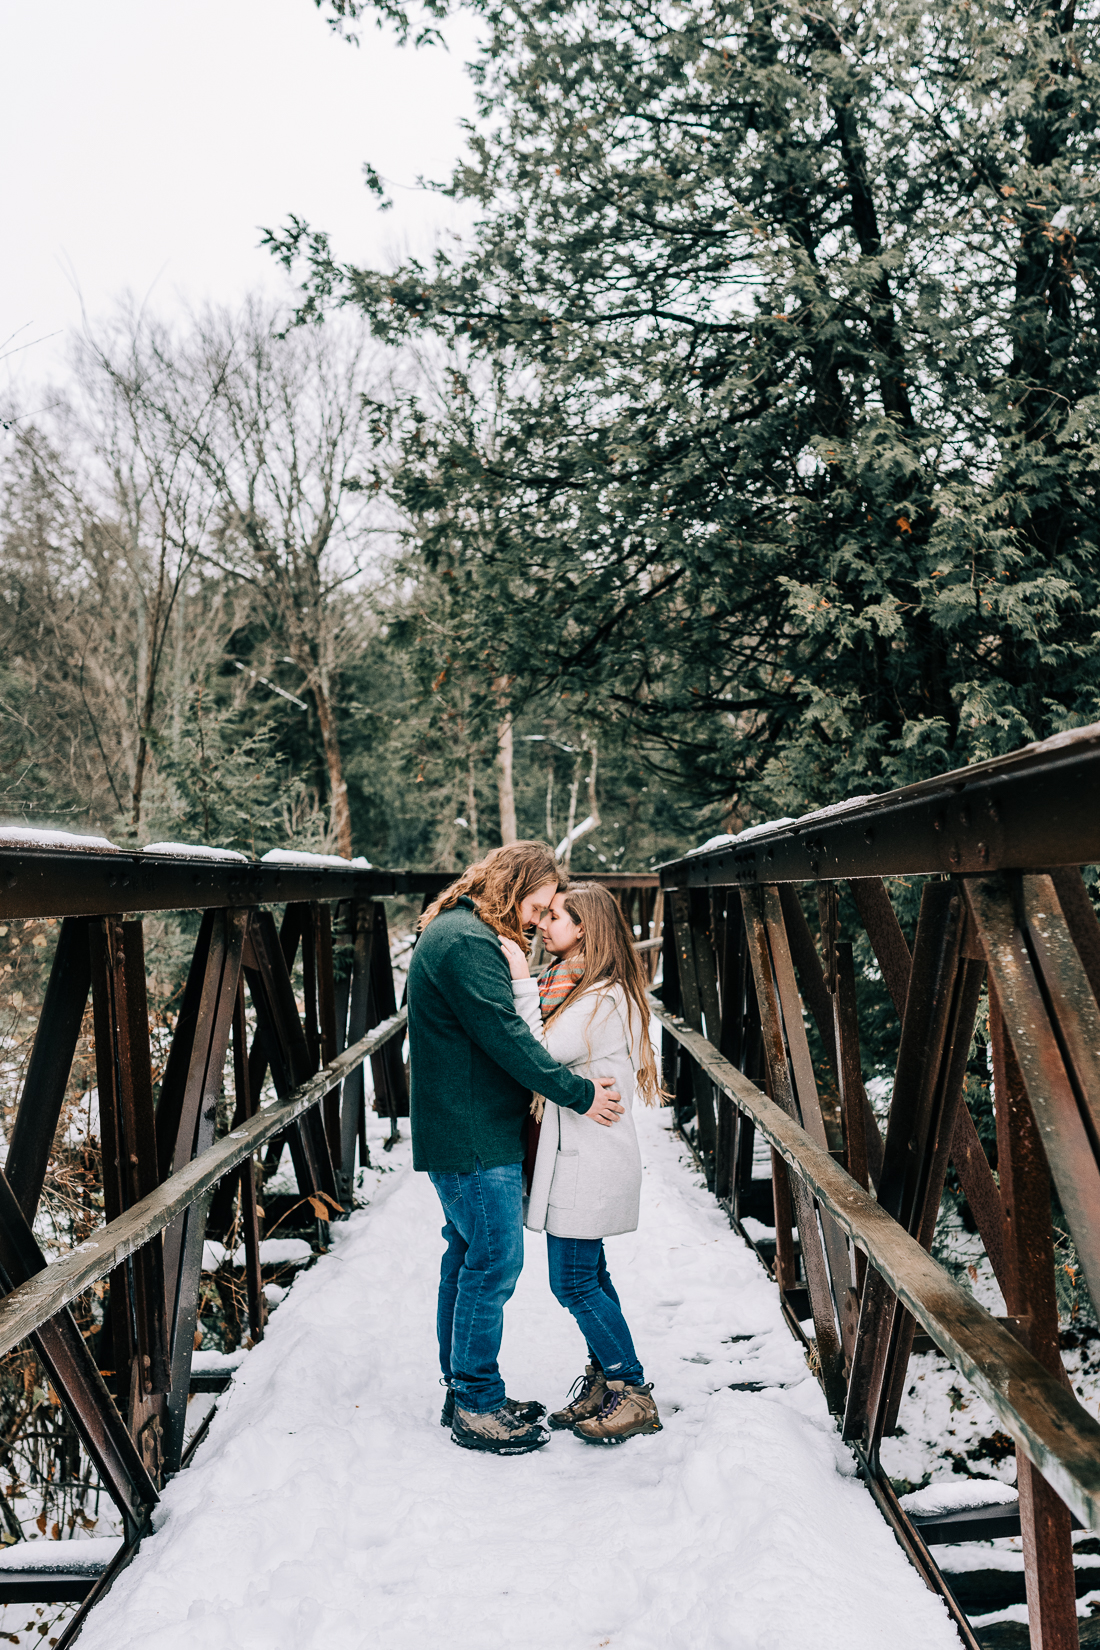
[131,734,149,831]
[131,532,170,833]
[312,677,353,858]
[496,714,517,845]
[558,739,599,867]
[466,752,480,857]
[131,642,160,830]
[585,741,599,827]
[561,758,580,867]
[171,580,188,758]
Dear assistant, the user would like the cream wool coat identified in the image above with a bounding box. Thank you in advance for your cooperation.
[512,977,643,1239]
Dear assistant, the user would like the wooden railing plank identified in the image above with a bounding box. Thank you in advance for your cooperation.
[0,1012,408,1368]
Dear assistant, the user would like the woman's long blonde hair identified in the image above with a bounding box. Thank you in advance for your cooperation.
[545,882,664,1105]
[419,841,565,950]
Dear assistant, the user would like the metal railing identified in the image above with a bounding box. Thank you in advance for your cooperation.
[656,722,1100,1649]
[0,849,451,1643]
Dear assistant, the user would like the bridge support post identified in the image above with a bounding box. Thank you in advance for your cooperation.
[160,909,248,1476]
[990,986,1079,1650]
[339,901,373,1190]
[742,885,847,1411]
[842,885,983,1451]
[233,980,266,1345]
[90,918,172,1482]
[667,890,717,1178]
[365,901,408,1139]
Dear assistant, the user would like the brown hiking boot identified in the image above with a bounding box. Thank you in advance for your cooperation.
[452,1403,549,1455]
[573,1380,662,1445]
[548,1364,608,1430]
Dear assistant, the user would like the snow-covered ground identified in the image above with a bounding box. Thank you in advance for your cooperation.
[76,1105,959,1650]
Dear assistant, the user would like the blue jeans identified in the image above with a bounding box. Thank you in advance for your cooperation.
[546,1235,644,1386]
[430,1160,524,1415]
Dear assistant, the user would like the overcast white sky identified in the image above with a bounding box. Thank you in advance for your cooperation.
[1,0,477,390]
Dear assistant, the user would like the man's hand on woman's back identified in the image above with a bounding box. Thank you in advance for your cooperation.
[588,1077,624,1127]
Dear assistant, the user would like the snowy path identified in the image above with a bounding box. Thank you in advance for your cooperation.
[79,1108,960,1650]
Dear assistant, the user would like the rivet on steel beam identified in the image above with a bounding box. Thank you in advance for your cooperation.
[864,827,874,844]
[933,815,943,831]
[988,800,1000,822]
[949,846,960,865]
[977,842,989,863]
[960,806,970,826]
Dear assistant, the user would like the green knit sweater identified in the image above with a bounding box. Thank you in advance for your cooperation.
[407,898,595,1172]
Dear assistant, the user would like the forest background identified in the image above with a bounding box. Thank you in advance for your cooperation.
[8,0,1100,882]
[0,296,685,877]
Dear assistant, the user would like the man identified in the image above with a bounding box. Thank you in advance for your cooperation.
[408,841,624,1456]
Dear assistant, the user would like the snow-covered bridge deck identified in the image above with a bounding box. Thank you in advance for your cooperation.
[77,1106,958,1650]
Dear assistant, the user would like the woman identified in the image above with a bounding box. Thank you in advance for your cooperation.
[500,882,663,1445]
[408,842,625,1457]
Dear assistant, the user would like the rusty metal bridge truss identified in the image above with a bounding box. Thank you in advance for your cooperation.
[656,722,1100,1650]
[0,854,445,1641]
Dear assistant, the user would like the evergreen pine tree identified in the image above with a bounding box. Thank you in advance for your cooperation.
[288,0,1100,817]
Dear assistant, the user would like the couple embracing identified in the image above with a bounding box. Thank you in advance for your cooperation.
[407,840,663,1456]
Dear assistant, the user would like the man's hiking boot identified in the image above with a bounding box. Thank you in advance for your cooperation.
[440,1383,546,1429]
[548,1363,608,1430]
[451,1403,549,1455]
[572,1380,662,1445]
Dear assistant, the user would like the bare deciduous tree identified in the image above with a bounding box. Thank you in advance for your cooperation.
[143,304,392,857]
[71,314,227,828]
[2,382,231,834]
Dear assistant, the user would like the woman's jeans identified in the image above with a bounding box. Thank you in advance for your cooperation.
[430,1160,524,1415]
[546,1235,644,1387]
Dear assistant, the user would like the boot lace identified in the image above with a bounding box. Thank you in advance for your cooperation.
[598,1385,628,1419]
[566,1369,598,1405]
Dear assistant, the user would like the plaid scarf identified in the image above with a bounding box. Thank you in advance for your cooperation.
[537,956,584,1020]
[528,956,584,1127]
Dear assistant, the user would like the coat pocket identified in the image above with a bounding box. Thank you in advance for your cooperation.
[548,1149,579,1210]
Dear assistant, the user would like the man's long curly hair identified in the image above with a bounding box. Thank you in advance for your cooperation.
[418,841,566,950]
